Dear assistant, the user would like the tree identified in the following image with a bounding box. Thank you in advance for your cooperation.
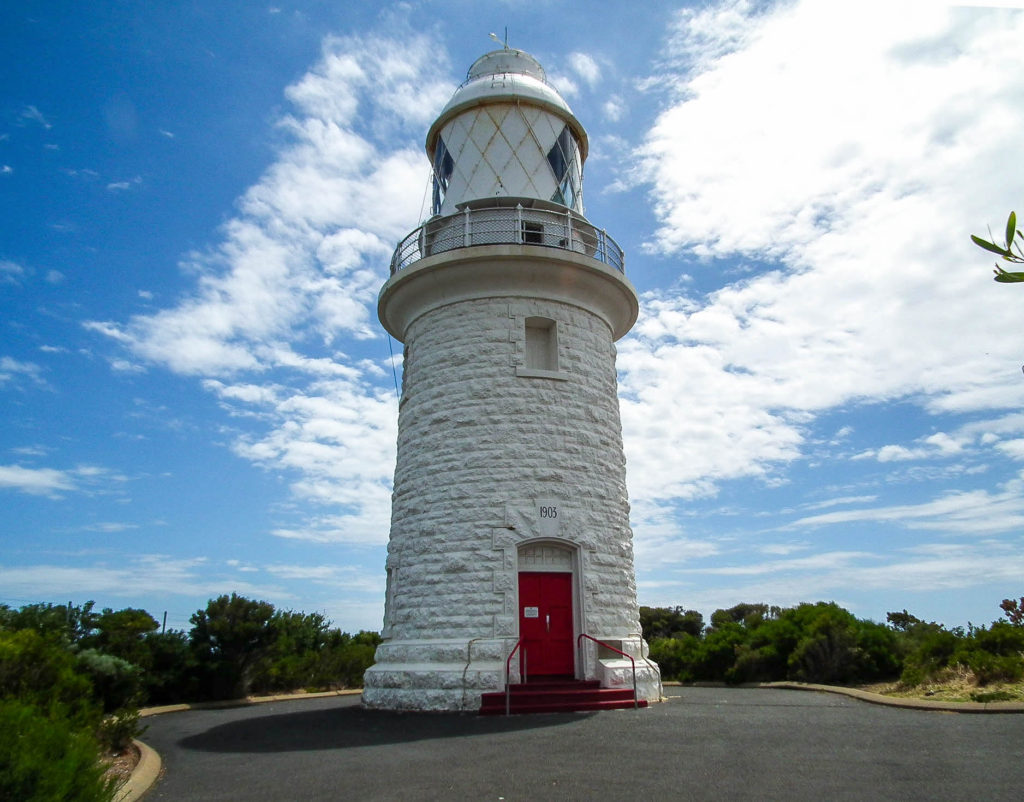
[138,630,196,704]
[972,210,1024,282]
[84,607,159,667]
[999,597,1024,626]
[190,594,276,699]
[709,602,775,630]
[0,601,97,644]
[249,610,331,694]
[639,606,704,640]
[886,609,925,632]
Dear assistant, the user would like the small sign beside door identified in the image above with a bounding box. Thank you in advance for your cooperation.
[523,606,539,618]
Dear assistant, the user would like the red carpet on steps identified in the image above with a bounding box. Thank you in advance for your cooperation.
[479,678,647,715]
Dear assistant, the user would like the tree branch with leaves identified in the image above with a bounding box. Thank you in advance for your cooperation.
[973,210,1024,282]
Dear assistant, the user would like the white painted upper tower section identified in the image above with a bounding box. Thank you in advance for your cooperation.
[426,47,587,216]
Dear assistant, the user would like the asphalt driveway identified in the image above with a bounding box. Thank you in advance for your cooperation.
[140,687,1024,801]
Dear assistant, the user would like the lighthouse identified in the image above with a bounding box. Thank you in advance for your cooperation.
[362,46,660,712]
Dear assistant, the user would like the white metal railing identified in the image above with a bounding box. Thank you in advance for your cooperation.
[389,202,625,275]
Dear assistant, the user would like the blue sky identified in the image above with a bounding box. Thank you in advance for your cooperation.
[3,0,1024,634]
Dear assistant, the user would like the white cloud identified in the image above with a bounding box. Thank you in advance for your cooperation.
[19,105,52,129]
[9,445,51,457]
[602,95,625,123]
[800,495,878,512]
[631,498,722,568]
[87,33,451,379]
[640,537,1024,621]
[110,359,145,373]
[0,465,78,496]
[996,439,1024,460]
[0,555,280,602]
[81,522,139,533]
[568,52,601,88]
[264,563,383,592]
[106,176,142,191]
[0,462,126,499]
[1,260,25,284]
[789,479,1024,534]
[81,31,459,551]
[619,1,1024,514]
[549,73,579,98]
[0,357,47,389]
[205,373,396,544]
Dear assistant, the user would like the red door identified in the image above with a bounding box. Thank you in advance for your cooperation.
[518,572,574,677]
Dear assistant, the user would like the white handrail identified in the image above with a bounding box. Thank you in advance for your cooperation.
[390,202,625,274]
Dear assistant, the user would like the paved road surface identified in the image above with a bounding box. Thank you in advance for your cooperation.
[141,687,1024,801]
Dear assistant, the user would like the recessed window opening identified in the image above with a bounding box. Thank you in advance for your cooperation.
[522,220,544,245]
[525,317,558,371]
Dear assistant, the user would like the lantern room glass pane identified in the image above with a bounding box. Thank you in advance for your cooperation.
[431,137,454,215]
[546,126,581,210]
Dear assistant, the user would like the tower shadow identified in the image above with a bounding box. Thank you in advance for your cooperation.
[178,704,595,754]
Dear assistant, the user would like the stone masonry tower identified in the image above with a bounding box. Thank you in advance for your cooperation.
[362,47,660,711]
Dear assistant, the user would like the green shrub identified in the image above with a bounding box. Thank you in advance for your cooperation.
[898,625,958,686]
[83,607,159,668]
[726,642,784,683]
[76,649,143,712]
[960,648,1023,685]
[139,630,197,704]
[898,662,928,688]
[190,593,277,699]
[97,708,145,753]
[648,635,702,682]
[971,621,1024,656]
[970,690,1016,703]
[0,701,115,802]
[307,631,381,689]
[698,623,748,682]
[0,629,100,730]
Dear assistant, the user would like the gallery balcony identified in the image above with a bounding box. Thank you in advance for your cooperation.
[390,197,625,275]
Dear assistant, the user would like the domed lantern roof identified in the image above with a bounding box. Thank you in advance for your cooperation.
[425,47,589,216]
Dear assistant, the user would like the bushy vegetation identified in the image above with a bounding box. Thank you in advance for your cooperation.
[0,701,115,802]
[0,619,118,801]
[890,603,1024,688]
[643,598,1024,689]
[0,594,380,799]
[187,593,381,700]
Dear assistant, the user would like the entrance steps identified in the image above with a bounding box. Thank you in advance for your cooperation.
[479,678,647,715]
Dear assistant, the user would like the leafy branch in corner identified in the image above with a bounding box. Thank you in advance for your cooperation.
[972,210,1024,282]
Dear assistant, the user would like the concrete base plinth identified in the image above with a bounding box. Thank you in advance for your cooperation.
[362,638,507,712]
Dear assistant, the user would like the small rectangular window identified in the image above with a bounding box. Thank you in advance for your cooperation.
[525,317,557,371]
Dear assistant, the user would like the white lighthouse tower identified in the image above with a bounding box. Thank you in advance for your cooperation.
[362,46,660,712]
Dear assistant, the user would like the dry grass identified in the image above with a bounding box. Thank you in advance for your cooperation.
[862,665,1024,703]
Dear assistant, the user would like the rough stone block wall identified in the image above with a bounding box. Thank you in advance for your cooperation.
[384,295,638,636]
